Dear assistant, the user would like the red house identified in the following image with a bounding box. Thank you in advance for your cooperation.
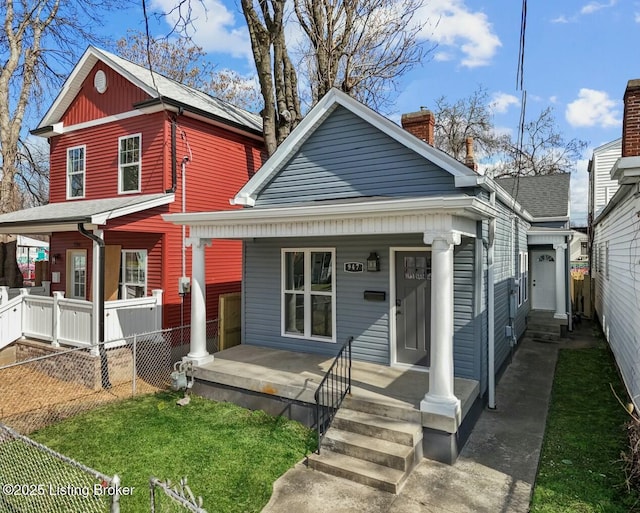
[0,46,264,338]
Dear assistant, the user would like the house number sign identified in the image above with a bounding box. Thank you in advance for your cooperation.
[344,262,364,273]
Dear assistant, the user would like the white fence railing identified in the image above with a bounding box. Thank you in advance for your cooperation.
[0,287,163,350]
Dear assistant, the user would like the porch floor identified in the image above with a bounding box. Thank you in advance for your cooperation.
[194,344,480,430]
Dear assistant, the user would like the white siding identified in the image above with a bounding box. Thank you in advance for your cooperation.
[593,185,640,410]
[591,139,621,218]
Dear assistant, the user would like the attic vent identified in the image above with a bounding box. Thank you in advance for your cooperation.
[94,70,107,94]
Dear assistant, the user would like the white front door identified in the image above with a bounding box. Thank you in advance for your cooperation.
[66,249,87,300]
[531,250,556,310]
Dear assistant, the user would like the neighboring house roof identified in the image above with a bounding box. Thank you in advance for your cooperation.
[592,137,622,154]
[34,46,262,136]
[496,174,570,218]
[0,194,174,234]
[231,88,478,206]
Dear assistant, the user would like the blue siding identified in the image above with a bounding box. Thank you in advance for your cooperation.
[255,106,458,206]
[243,234,480,379]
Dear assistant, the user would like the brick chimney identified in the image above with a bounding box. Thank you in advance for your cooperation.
[401,108,435,145]
[623,79,640,157]
[465,137,478,172]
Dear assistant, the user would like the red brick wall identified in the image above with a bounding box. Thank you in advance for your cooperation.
[623,79,640,158]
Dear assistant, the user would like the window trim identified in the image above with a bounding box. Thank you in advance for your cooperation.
[66,145,86,200]
[281,248,336,343]
[118,133,142,194]
[120,249,147,299]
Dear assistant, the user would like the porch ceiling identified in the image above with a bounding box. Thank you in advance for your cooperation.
[0,193,174,234]
[164,195,496,240]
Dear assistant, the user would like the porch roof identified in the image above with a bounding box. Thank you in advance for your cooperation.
[0,193,174,234]
[527,226,572,246]
[164,195,497,240]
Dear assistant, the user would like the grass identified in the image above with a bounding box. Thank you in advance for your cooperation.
[29,391,316,512]
[531,345,640,513]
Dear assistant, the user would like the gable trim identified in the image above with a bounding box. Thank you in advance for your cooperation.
[32,110,144,138]
[232,89,477,206]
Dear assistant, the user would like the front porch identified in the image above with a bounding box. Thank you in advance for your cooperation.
[192,344,481,465]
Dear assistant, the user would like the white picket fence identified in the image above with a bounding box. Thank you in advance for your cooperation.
[0,287,163,351]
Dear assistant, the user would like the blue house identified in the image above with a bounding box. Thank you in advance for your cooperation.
[165,89,570,490]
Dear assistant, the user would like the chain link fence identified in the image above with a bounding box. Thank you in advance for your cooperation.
[0,320,218,434]
[0,321,218,512]
[0,422,121,513]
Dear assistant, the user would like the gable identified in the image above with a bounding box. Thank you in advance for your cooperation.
[254,106,457,206]
[62,62,151,126]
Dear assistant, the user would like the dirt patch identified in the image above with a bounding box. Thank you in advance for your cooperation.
[0,365,160,434]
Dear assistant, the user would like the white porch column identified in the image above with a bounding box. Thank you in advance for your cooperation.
[420,231,462,423]
[185,237,213,365]
[554,243,567,320]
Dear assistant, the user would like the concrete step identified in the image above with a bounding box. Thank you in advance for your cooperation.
[526,329,560,342]
[527,322,561,334]
[308,450,407,494]
[333,408,422,447]
[322,428,415,471]
[343,396,421,424]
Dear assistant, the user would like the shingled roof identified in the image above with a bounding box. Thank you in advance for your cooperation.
[496,173,570,218]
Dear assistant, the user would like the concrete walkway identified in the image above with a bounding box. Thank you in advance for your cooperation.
[261,333,563,513]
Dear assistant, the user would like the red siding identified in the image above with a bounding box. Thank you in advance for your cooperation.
[47,110,264,330]
[49,113,167,202]
[62,63,150,126]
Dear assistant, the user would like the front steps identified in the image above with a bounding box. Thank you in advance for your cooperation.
[526,310,565,342]
[307,401,423,494]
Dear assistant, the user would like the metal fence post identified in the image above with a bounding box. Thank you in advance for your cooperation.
[132,334,137,397]
[110,474,121,513]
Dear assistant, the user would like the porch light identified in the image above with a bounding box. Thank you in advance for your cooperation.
[367,252,380,272]
[52,253,61,265]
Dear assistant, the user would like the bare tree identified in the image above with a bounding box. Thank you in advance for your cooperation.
[294,0,428,111]
[15,138,49,208]
[241,0,302,155]
[0,0,117,214]
[432,87,504,161]
[115,31,262,111]
[489,107,587,177]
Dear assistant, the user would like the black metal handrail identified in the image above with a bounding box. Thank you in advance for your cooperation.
[314,336,353,453]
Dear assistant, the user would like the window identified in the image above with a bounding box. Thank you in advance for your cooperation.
[282,249,335,342]
[118,134,141,193]
[517,251,529,306]
[121,250,147,299]
[67,146,85,199]
[580,241,588,256]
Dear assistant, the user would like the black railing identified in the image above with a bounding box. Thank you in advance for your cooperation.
[314,336,353,453]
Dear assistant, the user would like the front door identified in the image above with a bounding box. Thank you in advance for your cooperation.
[395,251,430,366]
[66,249,87,300]
[531,250,556,310]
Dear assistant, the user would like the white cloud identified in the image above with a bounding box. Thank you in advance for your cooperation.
[434,51,453,62]
[419,0,501,68]
[565,89,621,128]
[549,95,558,104]
[151,0,251,59]
[635,12,640,22]
[570,158,590,226]
[580,0,616,15]
[490,92,519,114]
[551,15,569,23]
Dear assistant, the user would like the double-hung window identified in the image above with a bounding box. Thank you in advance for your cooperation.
[119,134,141,194]
[282,249,335,342]
[121,250,147,299]
[67,145,86,199]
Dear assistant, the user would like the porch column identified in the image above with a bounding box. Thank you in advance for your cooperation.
[185,237,213,365]
[420,231,461,423]
[554,243,567,320]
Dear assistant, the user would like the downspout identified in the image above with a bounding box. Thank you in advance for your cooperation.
[78,223,111,389]
[488,192,496,409]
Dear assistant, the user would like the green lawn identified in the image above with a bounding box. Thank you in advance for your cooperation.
[531,346,640,513]
[30,391,316,512]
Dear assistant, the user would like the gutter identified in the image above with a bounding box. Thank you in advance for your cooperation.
[77,223,111,389]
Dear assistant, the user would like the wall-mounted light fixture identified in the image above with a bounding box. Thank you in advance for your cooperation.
[52,253,62,265]
[367,252,380,272]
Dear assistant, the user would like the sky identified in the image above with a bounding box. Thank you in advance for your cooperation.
[92,0,640,226]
